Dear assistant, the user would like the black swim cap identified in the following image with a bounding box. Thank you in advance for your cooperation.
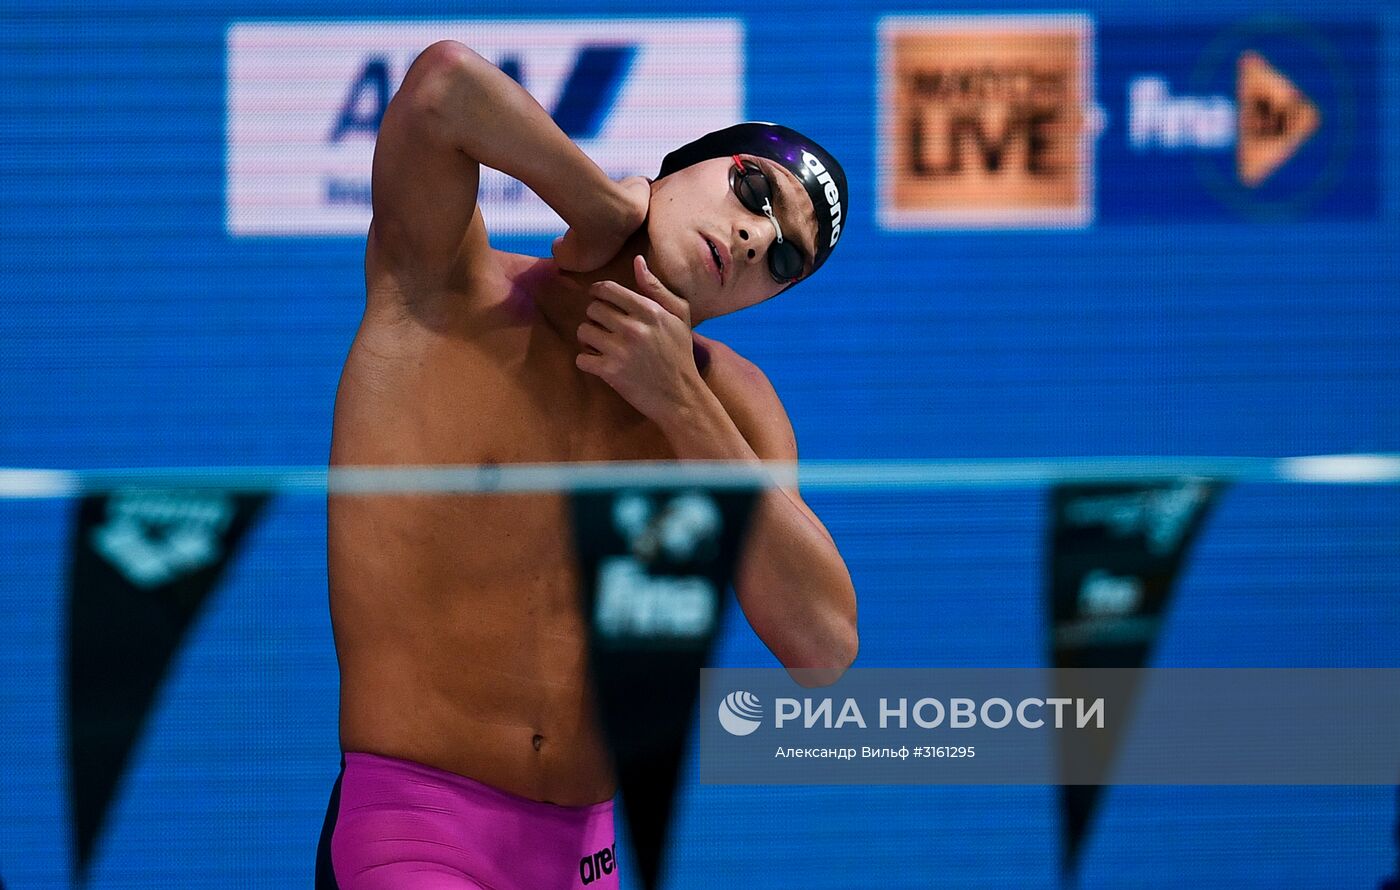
[656,122,847,275]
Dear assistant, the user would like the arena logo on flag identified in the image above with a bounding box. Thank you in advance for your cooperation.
[225,20,743,236]
[876,15,1097,230]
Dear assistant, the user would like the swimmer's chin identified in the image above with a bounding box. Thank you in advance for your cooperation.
[637,245,696,306]
[636,219,701,305]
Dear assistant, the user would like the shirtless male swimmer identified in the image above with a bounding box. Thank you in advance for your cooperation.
[315,40,858,890]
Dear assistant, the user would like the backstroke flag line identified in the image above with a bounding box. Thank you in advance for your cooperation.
[66,491,270,882]
[571,487,758,890]
[1046,480,1222,878]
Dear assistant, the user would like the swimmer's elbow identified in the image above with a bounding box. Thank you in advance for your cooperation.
[414,40,482,86]
[784,619,859,689]
[401,41,494,136]
[407,41,476,101]
[418,39,472,63]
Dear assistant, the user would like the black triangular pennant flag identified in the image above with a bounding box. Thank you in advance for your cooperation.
[65,489,270,881]
[1380,785,1400,890]
[1046,479,1221,882]
[571,486,758,890]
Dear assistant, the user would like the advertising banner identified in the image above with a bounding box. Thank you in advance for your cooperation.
[227,20,743,236]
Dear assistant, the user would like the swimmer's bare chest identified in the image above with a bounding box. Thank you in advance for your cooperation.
[327,254,674,805]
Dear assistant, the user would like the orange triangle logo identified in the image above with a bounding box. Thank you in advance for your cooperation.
[1236,51,1320,187]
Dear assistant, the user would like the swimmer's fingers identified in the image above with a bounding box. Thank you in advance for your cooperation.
[588,279,653,316]
[586,281,691,364]
[632,255,690,324]
[575,350,609,376]
[588,262,689,328]
[577,311,646,357]
[575,280,700,420]
[575,320,611,356]
[584,298,631,333]
[587,283,681,339]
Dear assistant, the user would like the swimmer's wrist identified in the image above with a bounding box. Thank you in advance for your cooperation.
[646,372,702,428]
[581,176,647,240]
[654,378,751,461]
[556,167,628,230]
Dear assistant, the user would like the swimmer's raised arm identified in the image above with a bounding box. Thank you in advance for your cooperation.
[368,40,645,290]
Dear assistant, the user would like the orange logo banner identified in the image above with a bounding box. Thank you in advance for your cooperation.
[879,16,1094,229]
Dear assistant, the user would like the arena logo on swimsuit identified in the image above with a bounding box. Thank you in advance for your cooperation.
[578,842,617,885]
[801,150,843,246]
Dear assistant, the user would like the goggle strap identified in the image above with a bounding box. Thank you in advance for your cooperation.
[762,198,784,243]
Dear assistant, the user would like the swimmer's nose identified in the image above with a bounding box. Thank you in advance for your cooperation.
[737,229,758,264]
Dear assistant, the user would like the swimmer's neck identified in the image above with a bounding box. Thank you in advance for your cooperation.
[507,229,654,345]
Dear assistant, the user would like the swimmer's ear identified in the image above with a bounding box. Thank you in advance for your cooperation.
[634,254,689,322]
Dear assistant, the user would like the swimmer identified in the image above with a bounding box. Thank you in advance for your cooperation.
[317,40,858,890]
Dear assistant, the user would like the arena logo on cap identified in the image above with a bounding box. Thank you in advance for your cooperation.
[801,151,843,246]
[876,14,1097,230]
[225,19,742,236]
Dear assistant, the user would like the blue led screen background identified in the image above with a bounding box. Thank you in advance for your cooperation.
[2,1,1399,886]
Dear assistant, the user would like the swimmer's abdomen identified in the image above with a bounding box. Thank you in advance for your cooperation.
[327,484,616,806]
[324,307,663,806]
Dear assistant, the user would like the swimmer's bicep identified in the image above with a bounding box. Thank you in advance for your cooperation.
[369,42,489,284]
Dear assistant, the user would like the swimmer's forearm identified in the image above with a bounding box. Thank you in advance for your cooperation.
[656,379,762,463]
[660,387,859,684]
[414,41,629,231]
[741,489,859,687]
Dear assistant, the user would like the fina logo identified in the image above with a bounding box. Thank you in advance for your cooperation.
[593,491,722,640]
[1127,52,1319,187]
[718,690,763,736]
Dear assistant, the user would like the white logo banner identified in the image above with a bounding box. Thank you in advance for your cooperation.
[226,19,744,236]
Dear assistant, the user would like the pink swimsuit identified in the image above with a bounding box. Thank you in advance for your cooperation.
[315,752,619,890]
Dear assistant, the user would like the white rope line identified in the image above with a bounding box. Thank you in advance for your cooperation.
[1,454,1399,499]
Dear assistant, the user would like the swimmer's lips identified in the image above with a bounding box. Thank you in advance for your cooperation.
[701,234,727,289]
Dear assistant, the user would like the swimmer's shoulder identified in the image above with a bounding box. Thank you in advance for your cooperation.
[693,333,797,460]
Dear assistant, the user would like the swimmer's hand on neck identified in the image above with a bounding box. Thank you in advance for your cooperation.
[575,254,703,425]
[551,175,652,274]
